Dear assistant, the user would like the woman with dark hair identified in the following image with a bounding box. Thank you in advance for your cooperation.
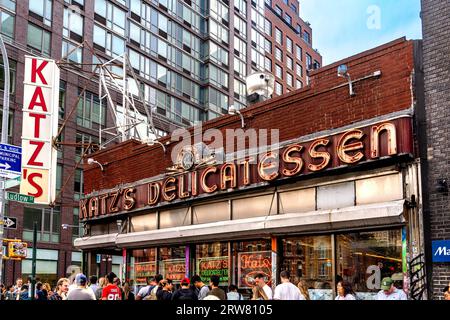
[297,280,310,300]
[335,280,356,300]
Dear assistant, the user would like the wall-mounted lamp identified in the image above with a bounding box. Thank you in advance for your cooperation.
[337,64,355,97]
[228,105,246,128]
[87,158,105,172]
[437,179,448,194]
[143,138,167,153]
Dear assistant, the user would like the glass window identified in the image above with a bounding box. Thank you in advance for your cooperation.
[303,30,311,44]
[0,10,14,39]
[287,73,293,87]
[23,207,60,243]
[234,15,247,37]
[130,248,157,290]
[296,79,302,89]
[296,45,302,61]
[196,242,229,286]
[282,236,333,300]
[27,23,51,56]
[0,0,15,12]
[286,37,293,54]
[159,246,186,284]
[275,5,282,15]
[28,0,52,26]
[275,28,282,45]
[234,0,247,17]
[264,18,271,36]
[275,47,283,62]
[264,56,272,72]
[275,64,282,79]
[296,63,303,77]
[62,39,83,64]
[0,59,16,94]
[285,13,292,25]
[76,90,106,129]
[63,7,83,39]
[336,230,403,300]
[306,53,312,69]
[287,56,293,70]
[275,81,282,95]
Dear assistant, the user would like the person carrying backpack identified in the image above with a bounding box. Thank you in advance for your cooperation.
[172,278,198,300]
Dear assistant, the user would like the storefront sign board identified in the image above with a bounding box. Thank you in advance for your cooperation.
[237,251,272,289]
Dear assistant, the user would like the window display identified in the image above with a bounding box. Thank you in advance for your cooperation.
[195,242,229,286]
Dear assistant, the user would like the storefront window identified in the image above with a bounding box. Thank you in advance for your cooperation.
[130,248,157,292]
[232,240,272,293]
[336,229,402,300]
[195,242,229,286]
[159,246,186,284]
[281,236,333,300]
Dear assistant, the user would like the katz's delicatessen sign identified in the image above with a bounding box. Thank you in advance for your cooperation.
[80,117,413,221]
[20,56,60,205]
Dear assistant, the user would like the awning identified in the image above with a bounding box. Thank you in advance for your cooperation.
[74,200,405,250]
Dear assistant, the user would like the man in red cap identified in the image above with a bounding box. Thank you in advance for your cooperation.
[172,278,198,300]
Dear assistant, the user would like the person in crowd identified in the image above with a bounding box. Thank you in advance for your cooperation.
[113,277,125,300]
[13,278,22,296]
[273,271,303,300]
[146,274,163,300]
[49,278,69,300]
[254,273,273,300]
[156,279,174,300]
[136,276,157,300]
[123,282,135,300]
[297,279,310,300]
[227,284,243,300]
[35,282,47,300]
[101,272,122,300]
[5,285,16,300]
[0,283,5,300]
[377,277,407,300]
[172,278,198,300]
[251,285,269,300]
[42,283,53,299]
[191,275,210,300]
[89,275,99,295]
[391,273,407,299]
[17,284,30,300]
[67,273,96,300]
[335,280,356,300]
[206,275,226,300]
[95,277,106,300]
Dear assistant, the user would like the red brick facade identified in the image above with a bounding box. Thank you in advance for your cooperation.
[84,38,416,194]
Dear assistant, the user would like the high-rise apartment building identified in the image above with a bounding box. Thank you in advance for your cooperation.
[0,0,320,285]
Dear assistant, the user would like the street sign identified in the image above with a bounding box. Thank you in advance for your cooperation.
[0,143,21,179]
[6,192,34,204]
[3,216,17,229]
[432,240,450,262]
[5,176,21,189]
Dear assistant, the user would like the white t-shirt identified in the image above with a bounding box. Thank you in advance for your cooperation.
[262,285,273,300]
[273,282,302,300]
[335,294,356,300]
[377,288,407,300]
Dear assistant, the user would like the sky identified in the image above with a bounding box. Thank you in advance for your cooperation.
[300,0,423,66]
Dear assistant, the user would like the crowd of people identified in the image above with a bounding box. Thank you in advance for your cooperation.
[0,270,445,300]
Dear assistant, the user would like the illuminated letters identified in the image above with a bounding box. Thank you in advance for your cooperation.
[220,164,237,190]
[258,152,279,181]
[123,188,136,210]
[282,145,304,177]
[308,139,331,172]
[148,182,161,206]
[201,167,218,193]
[371,123,397,158]
[337,130,365,164]
[162,177,177,202]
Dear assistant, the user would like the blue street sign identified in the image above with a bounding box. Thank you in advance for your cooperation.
[0,143,21,179]
[432,240,450,262]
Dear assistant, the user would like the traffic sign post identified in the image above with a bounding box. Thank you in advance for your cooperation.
[0,143,21,179]
[3,217,17,229]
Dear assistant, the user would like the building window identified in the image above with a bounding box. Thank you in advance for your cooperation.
[296,79,302,89]
[303,30,311,44]
[275,47,283,62]
[286,73,293,87]
[275,5,282,16]
[275,28,282,45]
[234,15,247,37]
[0,1,15,12]
[264,38,272,54]
[275,81,282,95]
[77,90,106,129]
[0,59,16,94]
[296,45,302,61]
[0,110,13,144]
[27,23,51,56]
[286,36,293,54]
[21,249,59,285]
[94,0,127,37]
[62,39,83,64]
[93,24,125,57]
[29,0,52,26]
[23,207,61,243]
[296,63,303,77]
[264,18,271,36]
[63,7,84,42]
[306,53,312,70]
[234,0,247,17]
[287,56,293,70]
[0,9,14,40]
[264,56,272,72]
[74,168,83,201]
[285,13,292,25]
[275,64,283,79]
[234,36,247,59]
[59,81,66,120]
[290,4,297,13]
[234,57,246,78]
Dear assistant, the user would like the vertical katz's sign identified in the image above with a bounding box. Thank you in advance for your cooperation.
[20,56,60,205]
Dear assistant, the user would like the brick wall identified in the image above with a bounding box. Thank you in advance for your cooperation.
[84,38,417,194]
[421,0,450,300]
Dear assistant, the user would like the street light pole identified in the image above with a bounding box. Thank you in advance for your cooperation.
[30,222,37,300]
[0,34,11,285]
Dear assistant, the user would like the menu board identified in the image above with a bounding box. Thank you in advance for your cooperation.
[237,251,272,288]
[197,256,229,285]
[133,262,156,285]
[161,259,186,283]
